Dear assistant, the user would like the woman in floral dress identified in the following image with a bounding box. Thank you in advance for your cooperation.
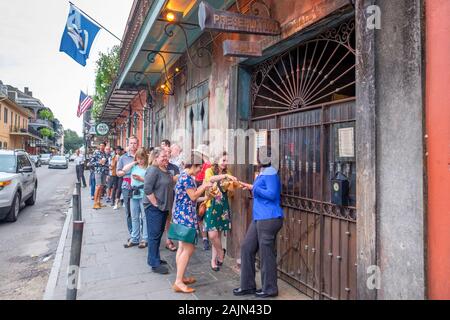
[172,154,212,293]
[203,152,238,271]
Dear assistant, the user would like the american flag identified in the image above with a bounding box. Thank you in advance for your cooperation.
[77,91,93,117]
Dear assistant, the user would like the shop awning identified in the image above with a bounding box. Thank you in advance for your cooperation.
[99,80,141,125]
[117,0,235,88]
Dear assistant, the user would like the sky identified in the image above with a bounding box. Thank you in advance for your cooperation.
[0,0,134,136]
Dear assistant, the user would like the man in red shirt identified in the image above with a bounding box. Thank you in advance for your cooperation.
[193,144,211,250]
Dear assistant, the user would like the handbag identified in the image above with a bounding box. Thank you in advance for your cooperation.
[198,201,207,218]
[168,223,198,244]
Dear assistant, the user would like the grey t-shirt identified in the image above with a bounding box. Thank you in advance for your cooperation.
[143,166,174,212]
[117,152,135,190]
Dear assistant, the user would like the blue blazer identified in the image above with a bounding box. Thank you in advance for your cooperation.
[252,166,284,221]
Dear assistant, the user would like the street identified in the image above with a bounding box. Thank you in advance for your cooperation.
[0,163,76,299]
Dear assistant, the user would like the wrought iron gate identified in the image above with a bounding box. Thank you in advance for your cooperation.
[250,20,356,300]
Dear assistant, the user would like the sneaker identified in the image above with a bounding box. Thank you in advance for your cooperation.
[203,239,210,251]
[152,265,169,274]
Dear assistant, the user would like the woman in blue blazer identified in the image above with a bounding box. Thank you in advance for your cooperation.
[234,146,284,298]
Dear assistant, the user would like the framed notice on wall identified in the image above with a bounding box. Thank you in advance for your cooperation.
[334,122,355,161]
[252,130,268,164]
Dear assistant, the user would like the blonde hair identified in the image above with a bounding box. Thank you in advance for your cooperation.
[149,147,164,166]
[135,147,148,166]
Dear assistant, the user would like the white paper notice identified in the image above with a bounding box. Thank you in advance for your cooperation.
[338,127,354,158]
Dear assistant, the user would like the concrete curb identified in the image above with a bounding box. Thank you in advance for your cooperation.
[43,199,73,300]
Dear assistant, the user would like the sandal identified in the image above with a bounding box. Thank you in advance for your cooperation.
[172,283,195,293]
[216,249,226,266]
[165,242,177,252]
[123,240,139,248]
[183,277,196,285]
[138,241,148,249]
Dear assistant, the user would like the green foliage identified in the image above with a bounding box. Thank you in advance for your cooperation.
[38,109,54,120]
[40,127,55,138]
[64,129,84,152]
[91,46,120,121]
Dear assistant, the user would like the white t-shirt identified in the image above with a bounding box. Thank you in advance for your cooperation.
[74,154,85,165]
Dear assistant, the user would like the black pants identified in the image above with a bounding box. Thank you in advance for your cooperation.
[240,218,283,295]
[115,177,123,203]
[76,164,87,187]
[109,176,119,203]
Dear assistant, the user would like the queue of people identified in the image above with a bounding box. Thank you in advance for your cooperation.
[82,136,284,298]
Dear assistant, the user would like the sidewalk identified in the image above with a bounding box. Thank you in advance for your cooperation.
[50,188,309,300]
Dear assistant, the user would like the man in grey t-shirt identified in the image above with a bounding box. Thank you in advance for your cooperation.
[117,136,139,239]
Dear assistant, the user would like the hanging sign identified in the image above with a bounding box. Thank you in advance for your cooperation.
[198,1,281,36]
[95,123,109,136]
[223,40,262,58]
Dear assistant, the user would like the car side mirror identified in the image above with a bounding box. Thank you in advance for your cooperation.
[19,166,33,173]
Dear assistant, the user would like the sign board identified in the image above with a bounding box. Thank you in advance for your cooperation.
[223,40,262,58]
[198,1,281,36]
[338,127,354,158]
[253,130,268,164]
[95,123,109,136]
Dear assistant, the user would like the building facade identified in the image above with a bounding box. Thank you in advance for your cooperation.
[98,0,449,300]
[1,82,64,155]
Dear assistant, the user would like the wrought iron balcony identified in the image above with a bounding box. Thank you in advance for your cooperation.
[29,118,52,128]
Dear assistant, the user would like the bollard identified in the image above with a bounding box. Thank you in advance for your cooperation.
[75,182,82,220]
[66,221,84,300]
[72,190,80,222]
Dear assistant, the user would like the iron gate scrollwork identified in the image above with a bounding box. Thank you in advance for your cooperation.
[250,19,356,300]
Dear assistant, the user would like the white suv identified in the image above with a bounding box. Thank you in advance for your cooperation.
[0,150,38,222]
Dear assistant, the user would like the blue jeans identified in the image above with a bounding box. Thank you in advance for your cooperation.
[145,205,168,268]
[89,172,96,197]
[130,198,148,243]
[122,189,132,236]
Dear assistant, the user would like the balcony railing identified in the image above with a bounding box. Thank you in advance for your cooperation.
[10,126,28,134]
[35,137,50,147]
[29,118,51,128]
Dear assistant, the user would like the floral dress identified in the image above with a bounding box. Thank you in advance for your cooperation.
[203,168,231,232]
[173,171,198,230]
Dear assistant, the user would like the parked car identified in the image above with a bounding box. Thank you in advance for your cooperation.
[40,153,52,165]
[30,155,41,167]
[69,154,77,162]
[48,155,68,169]
[0,150,38,222]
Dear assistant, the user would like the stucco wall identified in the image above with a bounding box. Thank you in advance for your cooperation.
[375,0,426,299]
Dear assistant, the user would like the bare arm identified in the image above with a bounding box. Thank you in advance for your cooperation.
[208,173,238,183]
[122,161,137,173]
[146,193,158,207]
[186,182,212,202]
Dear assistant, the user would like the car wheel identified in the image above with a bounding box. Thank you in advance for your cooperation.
[25,184,37,206]
[6,193,21,222]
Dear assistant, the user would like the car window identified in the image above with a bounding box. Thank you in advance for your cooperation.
[52,156,66,160]
[0,155,16,173]
[18,155,31,169]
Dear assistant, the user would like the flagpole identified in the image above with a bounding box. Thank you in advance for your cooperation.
[69,1,123,43]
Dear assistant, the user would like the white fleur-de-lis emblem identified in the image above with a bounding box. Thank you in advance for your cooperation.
[66,7,89,55]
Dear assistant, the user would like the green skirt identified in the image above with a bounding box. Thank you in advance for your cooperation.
[203,192,231,232]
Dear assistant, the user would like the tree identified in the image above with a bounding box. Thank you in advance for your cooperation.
[64,129,83,153]
[91,46,120,121]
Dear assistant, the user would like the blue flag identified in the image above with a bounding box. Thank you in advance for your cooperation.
[59,4,100,66]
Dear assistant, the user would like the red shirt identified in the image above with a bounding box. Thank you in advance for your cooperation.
[195,162,211,183]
